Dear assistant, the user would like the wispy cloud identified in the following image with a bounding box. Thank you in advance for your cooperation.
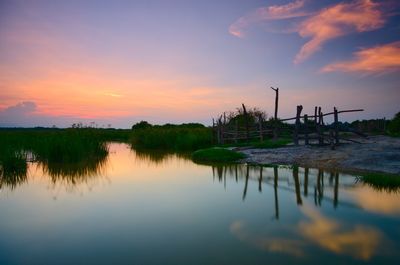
[229,0,309,38]
[230,0,386,64]
[295,0,385,63]
[102,92,124,98]
[321,41,400,74]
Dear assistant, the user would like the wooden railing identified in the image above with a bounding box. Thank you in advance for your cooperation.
[212,105,365,147]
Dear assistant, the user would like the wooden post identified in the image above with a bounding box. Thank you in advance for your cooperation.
[258,114,263,142]
[271,87,279,140]
[314,106,318,126]
[320,108,324,126]
[334,107,339,145]
[304,114,309,145]
[258,167,263,192]
[294,105,303,145]
[271,87,279,120]
[318,108,324,145]
[242,104,250,142]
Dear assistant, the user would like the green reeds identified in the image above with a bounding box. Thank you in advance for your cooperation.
[130,125,213,151]
[0,128,113,189]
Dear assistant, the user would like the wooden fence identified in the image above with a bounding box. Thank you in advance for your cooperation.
[213,105,364,148]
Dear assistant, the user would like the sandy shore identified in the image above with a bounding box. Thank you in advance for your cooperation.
[238,136,400,175]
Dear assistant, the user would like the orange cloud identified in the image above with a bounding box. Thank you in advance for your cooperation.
[321,41,400,74]
[295,0,385,63]
[229,0,308,38]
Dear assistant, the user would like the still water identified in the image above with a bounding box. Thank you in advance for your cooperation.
[1,143,399,265]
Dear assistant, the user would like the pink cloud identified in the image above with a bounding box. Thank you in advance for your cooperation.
[295,0,385,63]
[230,0,386,64]
[321,41,400,74]
[229,0,309,38]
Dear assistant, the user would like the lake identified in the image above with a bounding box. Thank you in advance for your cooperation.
[1,143,399,265]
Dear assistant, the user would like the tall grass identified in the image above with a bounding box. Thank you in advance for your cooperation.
[130,124,213,151]
[0,128,115,188]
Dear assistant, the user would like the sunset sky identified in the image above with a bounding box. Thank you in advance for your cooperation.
[1,0,399,128]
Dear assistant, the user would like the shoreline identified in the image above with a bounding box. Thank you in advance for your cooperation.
[237,135,400,176]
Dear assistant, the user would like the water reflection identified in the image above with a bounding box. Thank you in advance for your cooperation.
[42,154,109,191]
[210,164,362,213]
[230,220,306,257]
[299,205,382,260]
[0,148,108,191]
[133,148,190,165]
[231,205,383,260]
[0,152,28,190]
[0,143,399,265]
[211,164,398,261]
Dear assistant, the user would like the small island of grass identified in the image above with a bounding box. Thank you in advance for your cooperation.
[191,148,246,164]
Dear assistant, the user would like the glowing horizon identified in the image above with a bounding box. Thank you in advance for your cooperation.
[1,0,399,128]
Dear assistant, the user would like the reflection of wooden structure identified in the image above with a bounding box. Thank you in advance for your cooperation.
[211,165,360,220]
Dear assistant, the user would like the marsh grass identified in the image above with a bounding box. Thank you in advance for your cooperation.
[0,128,117,188]
[131,125,213,151]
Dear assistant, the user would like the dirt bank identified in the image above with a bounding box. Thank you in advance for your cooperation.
[238,136,400,175]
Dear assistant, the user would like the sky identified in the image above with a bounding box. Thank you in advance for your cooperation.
[0,0,399,128]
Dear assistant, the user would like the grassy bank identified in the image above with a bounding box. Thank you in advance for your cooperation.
[192,148,246,163]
